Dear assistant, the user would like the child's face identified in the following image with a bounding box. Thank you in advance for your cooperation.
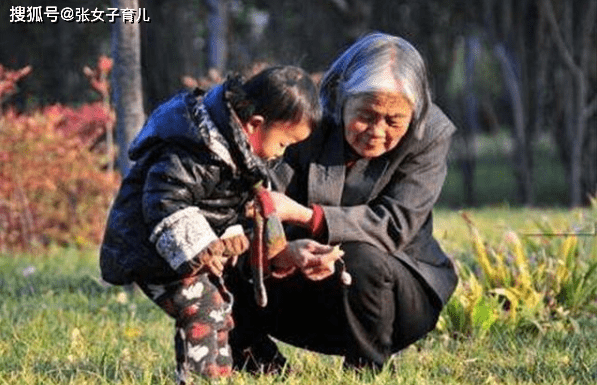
[246,117,312,161]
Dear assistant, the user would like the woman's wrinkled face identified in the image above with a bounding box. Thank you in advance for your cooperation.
[342,92,413,158]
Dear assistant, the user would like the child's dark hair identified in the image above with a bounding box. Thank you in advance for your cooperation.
[227,66,321,131]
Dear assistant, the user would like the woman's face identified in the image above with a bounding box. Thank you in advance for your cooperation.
[342,92,413,158]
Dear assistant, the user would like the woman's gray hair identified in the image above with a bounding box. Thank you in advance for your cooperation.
[320,32,432,139]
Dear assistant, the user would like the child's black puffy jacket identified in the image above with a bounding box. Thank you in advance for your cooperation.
[100,83,268,285]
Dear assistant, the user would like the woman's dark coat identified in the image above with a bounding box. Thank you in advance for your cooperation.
[272,104,458,304]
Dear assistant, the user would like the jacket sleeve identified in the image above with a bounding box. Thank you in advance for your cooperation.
[322,108,455,254]
[142,150,222,273]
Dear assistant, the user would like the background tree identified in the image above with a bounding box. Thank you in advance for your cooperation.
[1,0,595,206]
[140,0,208,111]
[111,0,145,176]
[205,0,229,73]
[482,0,534,205]
[541,0,597,206]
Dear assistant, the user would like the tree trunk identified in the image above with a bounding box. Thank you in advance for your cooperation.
[111,0,145,176]
[462,36,480,206]
[205,0,228,73]
[494,44,532,205]
[583,117,597,199]
[532,4,550,145]
[481,0,534,205]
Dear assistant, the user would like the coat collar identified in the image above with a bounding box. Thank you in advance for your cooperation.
[200,83,269,185]
[341,155,390,206]
[308,125,346,206]
[308,124,391,206]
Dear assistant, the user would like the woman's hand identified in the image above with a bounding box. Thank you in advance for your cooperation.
[267,191,313,227]
[301,244,344,281]
[245,191,313,227]
[271,239,344,280]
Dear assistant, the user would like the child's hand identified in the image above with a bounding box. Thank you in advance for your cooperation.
[219,225,250,267]
[193,240,227,276]
[220,233,249,267]
[190,231,248,277]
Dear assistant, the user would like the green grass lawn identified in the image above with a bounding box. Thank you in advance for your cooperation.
[1,208,596,384]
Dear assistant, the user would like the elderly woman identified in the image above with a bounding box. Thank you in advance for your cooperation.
[227,32,458,372]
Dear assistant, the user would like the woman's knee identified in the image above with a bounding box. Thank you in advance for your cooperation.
[340,242,396,327]
[340,242,393,286]
[340,242,441,351]
[390,261,442,350]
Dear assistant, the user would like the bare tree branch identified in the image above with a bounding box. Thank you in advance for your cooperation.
[540,0,579,74]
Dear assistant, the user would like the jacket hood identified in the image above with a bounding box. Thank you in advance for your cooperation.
[128,88,210,161]
[128,83,270,185]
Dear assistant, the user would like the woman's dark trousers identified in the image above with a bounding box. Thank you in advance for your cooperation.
[227,241,442,369]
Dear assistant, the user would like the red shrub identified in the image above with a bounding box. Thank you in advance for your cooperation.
[0,61,120,252]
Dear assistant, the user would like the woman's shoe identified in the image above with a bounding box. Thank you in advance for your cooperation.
[232,336,290,375]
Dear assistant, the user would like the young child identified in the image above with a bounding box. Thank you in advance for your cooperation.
[99,66,321,383]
